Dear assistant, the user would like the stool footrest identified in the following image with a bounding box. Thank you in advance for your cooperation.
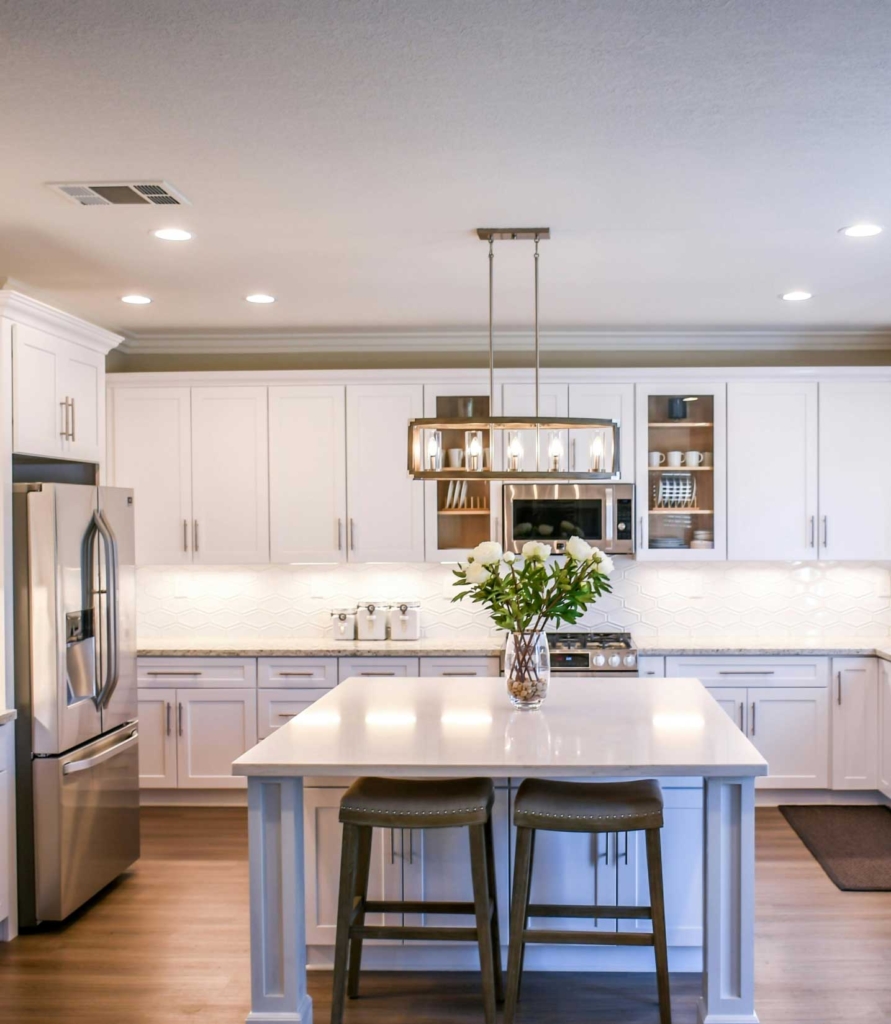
[362,899,480,917]
[352,925,480,942]
[527,903,652,921]
[523,928,655,947]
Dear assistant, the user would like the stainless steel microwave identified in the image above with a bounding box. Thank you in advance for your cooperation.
[503,483,635,555]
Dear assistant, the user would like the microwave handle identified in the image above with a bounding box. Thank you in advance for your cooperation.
[604,488,615,548]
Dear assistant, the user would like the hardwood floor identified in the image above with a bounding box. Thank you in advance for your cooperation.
[0,807,889,1023]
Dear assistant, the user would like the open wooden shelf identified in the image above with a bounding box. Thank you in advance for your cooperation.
[438,509,490,516]
[649,508,714,515]
[648,466,713,472]
[648,422,714,428]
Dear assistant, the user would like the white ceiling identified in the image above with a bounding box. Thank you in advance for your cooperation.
[3,0,891,344]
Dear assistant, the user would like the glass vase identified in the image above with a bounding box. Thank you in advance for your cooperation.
[504,631,551,709]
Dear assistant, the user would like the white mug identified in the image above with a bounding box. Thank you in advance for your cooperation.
[666,450,683,467]
[701,451,713,467]
[685,450,704,466]
[446,448,464,468]
[648,451,665,467]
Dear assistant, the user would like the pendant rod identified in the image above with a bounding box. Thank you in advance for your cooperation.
[534,234,540,418]
[488,236,494,420]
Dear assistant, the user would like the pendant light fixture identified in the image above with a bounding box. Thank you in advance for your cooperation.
[407,228,620,480]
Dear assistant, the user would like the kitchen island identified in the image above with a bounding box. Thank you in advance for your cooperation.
[233,676,767,1024]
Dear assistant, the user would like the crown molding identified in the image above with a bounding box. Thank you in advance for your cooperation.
[118,325,891,355]
[0,290,123,355]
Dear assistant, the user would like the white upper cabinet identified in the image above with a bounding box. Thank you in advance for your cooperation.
[501,383,568,473]
[107,387,193,565]
[269,385,347,563]
[12,323,107,464]
[191,387,270,565]
[567,382,634,481]
[346,384,425,562]
[728,382,818,561]
[819,382,891,560]
[831,657,879,791]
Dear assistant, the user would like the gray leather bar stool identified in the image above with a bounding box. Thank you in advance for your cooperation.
[331,776,504,1024]
[505,778,671,1024]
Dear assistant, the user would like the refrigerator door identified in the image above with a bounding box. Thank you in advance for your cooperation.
[97,487,137,733]
[17,483,103,756]
[32,724,140,922]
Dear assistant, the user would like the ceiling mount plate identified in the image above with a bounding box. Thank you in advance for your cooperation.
[476,227,550,241]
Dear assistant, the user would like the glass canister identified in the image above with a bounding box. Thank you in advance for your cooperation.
[388,600,421,641]
[330,606,357,640]
[356,600,389,641]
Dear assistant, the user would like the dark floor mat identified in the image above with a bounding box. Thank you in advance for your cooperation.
[779,805,891,891]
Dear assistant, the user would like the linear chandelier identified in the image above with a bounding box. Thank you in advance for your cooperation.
[407,228,620,480]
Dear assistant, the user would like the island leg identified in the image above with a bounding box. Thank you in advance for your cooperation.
[246,776,313,1024]
[699,776,758,1024]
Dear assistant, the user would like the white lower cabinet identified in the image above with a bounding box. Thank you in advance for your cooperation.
[176,689,257,789]
[637,656,665,678]
[879,660,891,799]
[0,729,10,927]
[338,657,420,683]
[670,656,830,790]
[419,657,501,678]
[258,688,331,739]
[137,688,178,789]
[831,657,879,790]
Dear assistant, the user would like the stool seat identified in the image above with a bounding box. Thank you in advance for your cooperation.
[513,778,663,833]
[339,776,495,828]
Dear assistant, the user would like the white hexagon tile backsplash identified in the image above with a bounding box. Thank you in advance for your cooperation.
[136,560,891,640]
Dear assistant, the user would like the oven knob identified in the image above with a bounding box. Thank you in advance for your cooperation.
[592,653,606,667]
[618,522,627,531]
[624,654,637,668]
[608,653,621,668]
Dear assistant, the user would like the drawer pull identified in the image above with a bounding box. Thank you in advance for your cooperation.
[441,671,478,677]
[360,672,396,677]
[146,670,202,677]
[277,712,298,719]
[717,670,775,676]
[278,671,316,678]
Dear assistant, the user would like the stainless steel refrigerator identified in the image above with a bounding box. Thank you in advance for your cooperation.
[13,483,139,926]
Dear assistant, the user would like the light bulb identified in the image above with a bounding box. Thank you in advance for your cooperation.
[426,432,440,470]
[590,433,605,472]
[469,435,482,456]
[507,432,524,471]
[548,433,563,471]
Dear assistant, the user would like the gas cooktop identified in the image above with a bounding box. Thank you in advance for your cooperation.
[546,631,638,673]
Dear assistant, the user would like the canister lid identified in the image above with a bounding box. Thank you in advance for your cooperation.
[391,600,420,609]
[330,606,356,616]
[358,599,389,610]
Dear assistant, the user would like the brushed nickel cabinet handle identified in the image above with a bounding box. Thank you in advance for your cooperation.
[750,702,756,736]
[70,397,76,442]
[183,519,189,553]
[146,670,202,677]
[278,671,315,677]
[277,712,298,720]
[337,518,343,551]
[360,671,396,677]
[193,519,199,553]
[718,670,775,676]
[177,702,184,736]
[822,515,828,548]
[59,399,70,439]
[739,702,744,730]
[349,518,356,552]
[809,515,815,548]
[441,671,478,676]
[166,701,171,736]
[837,670,842,706]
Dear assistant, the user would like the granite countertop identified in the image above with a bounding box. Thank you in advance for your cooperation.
[137,635,891,660]
[0,708,17,726]
[138,637,506,658]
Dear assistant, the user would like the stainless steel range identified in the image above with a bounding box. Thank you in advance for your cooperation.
[547,631,638,674]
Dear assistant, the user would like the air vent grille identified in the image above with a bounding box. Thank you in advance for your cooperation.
[48,181,191,207]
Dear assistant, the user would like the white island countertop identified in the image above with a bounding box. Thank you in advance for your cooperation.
[233,675,768,779]
[0,708,16,726]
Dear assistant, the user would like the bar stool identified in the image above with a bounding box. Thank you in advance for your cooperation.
[504,778,671,1024]
[331,776,504,1024]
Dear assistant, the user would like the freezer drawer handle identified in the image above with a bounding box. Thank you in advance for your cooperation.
[63,730,138,775]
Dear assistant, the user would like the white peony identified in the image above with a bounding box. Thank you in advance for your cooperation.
[521,540,551,561]
[596,554,615,575]
[471,540,503,565]
[565,535,593,561]
[502,551,517,564]
[464,561,492,585]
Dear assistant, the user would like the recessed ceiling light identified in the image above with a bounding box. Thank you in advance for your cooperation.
[121,294,152,304]
[781,290,812,302]
[152,227,193,241]
[839,223,883,238]
[246,293,275,304]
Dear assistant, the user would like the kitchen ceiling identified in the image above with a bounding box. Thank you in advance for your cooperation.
[2,0,891,345]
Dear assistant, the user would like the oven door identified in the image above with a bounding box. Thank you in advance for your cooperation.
[503,484,634,555]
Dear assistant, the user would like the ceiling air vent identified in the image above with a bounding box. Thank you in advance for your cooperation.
[48,181,191,207]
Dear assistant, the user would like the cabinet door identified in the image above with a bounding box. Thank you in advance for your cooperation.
[705,686,747,733]
[62,342,104,463]
[568,383,634,481]
[346,384,425,562]
[269,385,347,563]
[402,787,510,941]
[11,322,65,458]
[831,658,879,790]
[617,787,703,946]
[748,687,829,789]
[879,661,891,799]
[637,656,665,678]
[728,382,818,561]
[0,766,9,923]
[501,383,568,473]
[107,388,193,564]
[137,688,177,788]
[304,787,403,946]
[191,387,269,564]
[176,688,257,789]
[819,382,891,560]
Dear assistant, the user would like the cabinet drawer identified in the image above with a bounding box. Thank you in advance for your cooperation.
[666,655,829,687]
[258,658,337,688]
[138,657,257,688]
[419,657,501,678]
[637,656,665,678]
[338,657,419,682]
[258,688,330,739]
